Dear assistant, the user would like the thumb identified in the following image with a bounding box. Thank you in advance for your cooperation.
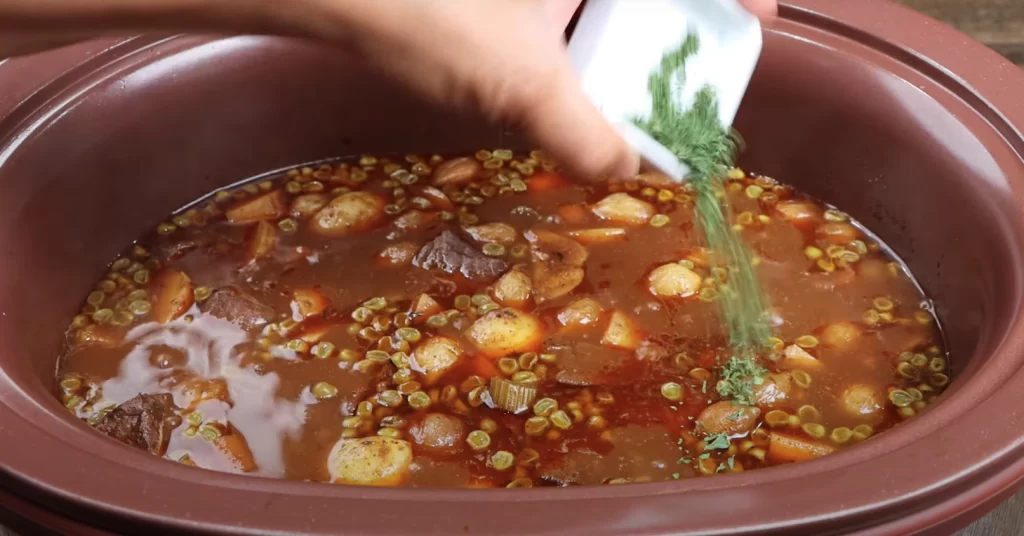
[519,66,640,181]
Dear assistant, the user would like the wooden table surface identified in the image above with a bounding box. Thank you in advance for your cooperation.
[1,2,1022,536]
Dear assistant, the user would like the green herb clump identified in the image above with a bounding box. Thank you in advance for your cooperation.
[632,33,771,355]
[715,356,767,406]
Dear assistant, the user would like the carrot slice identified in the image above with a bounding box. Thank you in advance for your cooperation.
[292,288,330,318]
[527,172,570,193]
[767,432,836,464]
[150,270,194,324]
[226,190,287,223]
[215,428,258,473]
[557,204,590,225]
[471,356,500,377]
[248,220,277,260]
[569,228,627,245]
[410,293,443,320]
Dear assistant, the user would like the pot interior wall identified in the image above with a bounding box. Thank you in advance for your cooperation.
[0,32,1013,425]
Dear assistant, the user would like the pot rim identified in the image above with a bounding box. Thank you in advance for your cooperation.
[3,1,1024,534]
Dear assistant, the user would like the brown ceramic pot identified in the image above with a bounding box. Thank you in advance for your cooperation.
[2,1,1024,534]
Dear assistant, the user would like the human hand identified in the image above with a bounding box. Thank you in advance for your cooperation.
[297,0,776,180]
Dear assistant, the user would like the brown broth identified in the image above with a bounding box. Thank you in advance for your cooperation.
[55,152,948,487]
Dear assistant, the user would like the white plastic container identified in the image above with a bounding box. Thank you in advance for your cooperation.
[567,0,762,181]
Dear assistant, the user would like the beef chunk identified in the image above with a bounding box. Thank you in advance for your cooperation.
[554,342,630,387]
[94,393,177,455]
[202,287,275,330]
[412,229,507,281]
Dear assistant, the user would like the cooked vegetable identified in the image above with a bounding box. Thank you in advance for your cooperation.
[820,321,861,350]
[411,336,463,384]
[490,376,537,414]
[782,344,822,370]
[774,200,821,223]
[840,384,883,419]
[817,222,859,244]
[58,152,949,487]
[214,427,258,473]
[492,270,532,308]
[557,298,604,328]
[248,220,277,260]
[432,157,480,186]
[410,293,443,319]
[328,436,413,486]
[290,193,329,218]
[226,190,287,223]
[569,228,627,244]
[465,223,518,245]
[467,308,543,357]
[767,432,836,463]
[601,311,640,350]
[697,401,760,435]
[376,242,420,267]
[647,263,702,298]
[525,229,587,302]
[409,413,466,455]
[150,270,194,324]
[311,191,385,236]
[592,193,655,225]
[753,372,792,407]
[292,288,329,318]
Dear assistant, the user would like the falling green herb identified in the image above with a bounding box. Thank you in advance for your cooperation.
[704,433,731,451]
[715,356,767,406]
[632,33,771,354]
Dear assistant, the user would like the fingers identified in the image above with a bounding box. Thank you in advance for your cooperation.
[739,0,778,18]
[542,0,583,30]
[519,67,640,180]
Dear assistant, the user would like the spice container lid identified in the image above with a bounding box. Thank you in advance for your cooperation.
[567,0,762,181]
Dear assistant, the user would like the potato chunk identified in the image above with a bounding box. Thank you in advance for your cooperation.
[697,401,760,436]
[782,344,822,370]
[840,384,883,420]
[248,220,277,260]
[432,157,480,186]
[774,200,821,223]
[466,308,543,357]
[647,263,702,298]
[492,270,532,308]
[409,413,466,455]
[311,191,385,237]
[411,336,463,384]
[375,241,420,267]
[820,321,861,350]
[464,223,518,245]
[289,193,328,218]
[601,310,640,350]
[591,193,655,225]
[328,436,413,487]
[753,372,792,407]
[525,229,587,302]
[557,298,604,329]
[817,222,859,244]
[410,293,443,320]
[150,270,194,324]
[226,190,287,223]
